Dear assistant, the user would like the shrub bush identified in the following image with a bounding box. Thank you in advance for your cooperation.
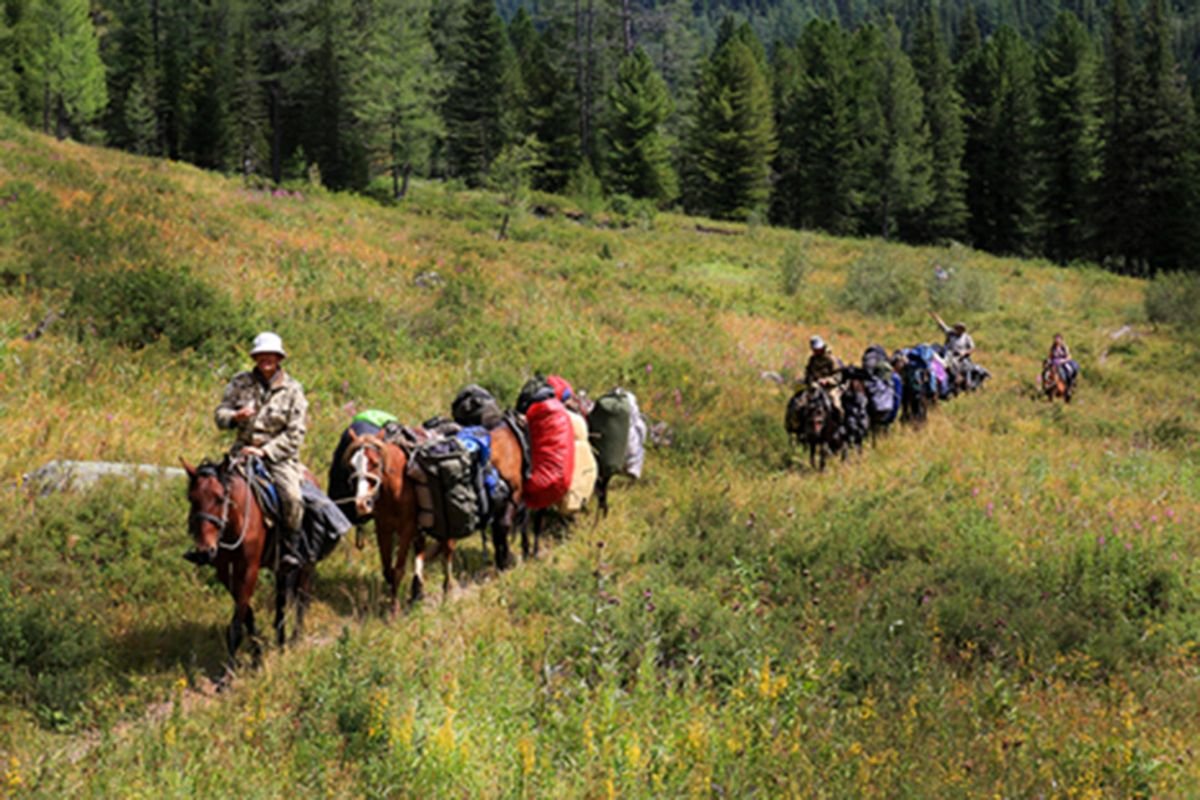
[778,241,810,297]
[0,577,103,728]
[927,264,996,313]
[838,248,920,317]
[68,266,252,354]
[1145,271,1200,331]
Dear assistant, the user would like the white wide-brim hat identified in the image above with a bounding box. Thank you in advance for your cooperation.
[249,331,286,357]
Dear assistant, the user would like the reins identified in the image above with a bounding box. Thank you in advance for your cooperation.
[187,458,254,552]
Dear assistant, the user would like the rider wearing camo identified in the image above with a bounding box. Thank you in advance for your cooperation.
[215,332,309,566]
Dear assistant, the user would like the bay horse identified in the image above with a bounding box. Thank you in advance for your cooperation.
[1041,359,1073,402]
[346,421,525,613]
[785,384,843,471]
[182,456,313,674]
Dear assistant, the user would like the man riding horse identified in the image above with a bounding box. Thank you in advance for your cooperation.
[804,335,844,418]
[189,331,309,567]
[930,311,975,390]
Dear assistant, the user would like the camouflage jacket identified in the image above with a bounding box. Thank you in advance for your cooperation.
[215,369,308,464]
[805,352,842,384]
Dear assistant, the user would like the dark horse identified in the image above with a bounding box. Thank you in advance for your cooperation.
[900,357,931,426]
[839,367,871,458]
[785,383,843,471]
[182,456,313,674]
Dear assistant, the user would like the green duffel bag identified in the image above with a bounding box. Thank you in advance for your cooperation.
[588,388,633,476]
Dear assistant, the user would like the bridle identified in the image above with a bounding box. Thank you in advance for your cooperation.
[188,460,253,552]
[347,438,385,507]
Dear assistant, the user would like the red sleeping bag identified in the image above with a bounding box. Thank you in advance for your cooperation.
[524,397,575,510]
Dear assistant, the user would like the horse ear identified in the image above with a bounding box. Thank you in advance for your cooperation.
[180,457,197,478]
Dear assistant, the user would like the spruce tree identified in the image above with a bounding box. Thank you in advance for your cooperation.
[602,47,677,205]
[0,14,19,116]
[1034,11,1102,264]
[443,0,517,186]
[983,27,1039,255]
[353,0,443,198]
[780,18,858,235]
[228,2,268,179]
[911,6,967,242]
[1097,0,1145,271]
[853,18,932,240]
[769,41,805,227]
[18,0,107,139]
[511,8,580,192]
[683,21,776,220]
[1134,0,1200,271]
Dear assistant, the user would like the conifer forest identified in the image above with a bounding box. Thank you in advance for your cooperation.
[4,0,1198,273]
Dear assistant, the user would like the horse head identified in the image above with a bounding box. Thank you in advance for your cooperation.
[345,431,385,519]
[805,385,831,437]
[182,458,229,565]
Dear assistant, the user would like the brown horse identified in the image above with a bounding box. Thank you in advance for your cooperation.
[182,456,313,674]
[347,432,449,613]
[1041,360,1072,402]
[346,420,527,612]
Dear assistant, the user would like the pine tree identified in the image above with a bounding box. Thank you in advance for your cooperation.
[353,0,443,198]
[960,24,1038,255]
[102,0,159,154]
[1134,0,1200,271]
[853,18,932,240]
[1034,11,1102,264]
[683,20,775,220]
[911,6,968,242]
[983,27,1039,254]
[602,47,677,204]
[510,7,580,192]
[123,71,158,155]
[228,1,268,179]
[778,17,858,234]
[957,4,991,249]
[1097,0,1144,271]
[17,0,107,139]
[0,14,19,116]
[182,1,233,170]
[443,0,517,185]
[769,40,805,227]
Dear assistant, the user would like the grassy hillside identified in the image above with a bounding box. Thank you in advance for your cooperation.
[2,116,1199,797]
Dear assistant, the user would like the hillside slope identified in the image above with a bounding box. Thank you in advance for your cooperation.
[1,120,1199,796]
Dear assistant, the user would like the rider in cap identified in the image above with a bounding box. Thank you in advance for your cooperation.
[804,335,844,413]
[212,332,309,567]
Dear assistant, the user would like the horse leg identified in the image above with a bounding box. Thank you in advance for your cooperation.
[410,533,427,605]
[492,504,515,570]
[274,565,289,647]
[440,539,456,602]
[520,514,532,561]
[376,522,400,616]
[533,510,546,558]
[291,566,313,643]
[597,472,611,518]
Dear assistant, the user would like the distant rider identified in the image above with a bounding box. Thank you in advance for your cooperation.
[930,311,975,385]
[1046,333,1079,384]
[804,335,844,414]
[213,332,309,567]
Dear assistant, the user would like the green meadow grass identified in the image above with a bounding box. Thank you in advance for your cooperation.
[1,120,1199,797]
